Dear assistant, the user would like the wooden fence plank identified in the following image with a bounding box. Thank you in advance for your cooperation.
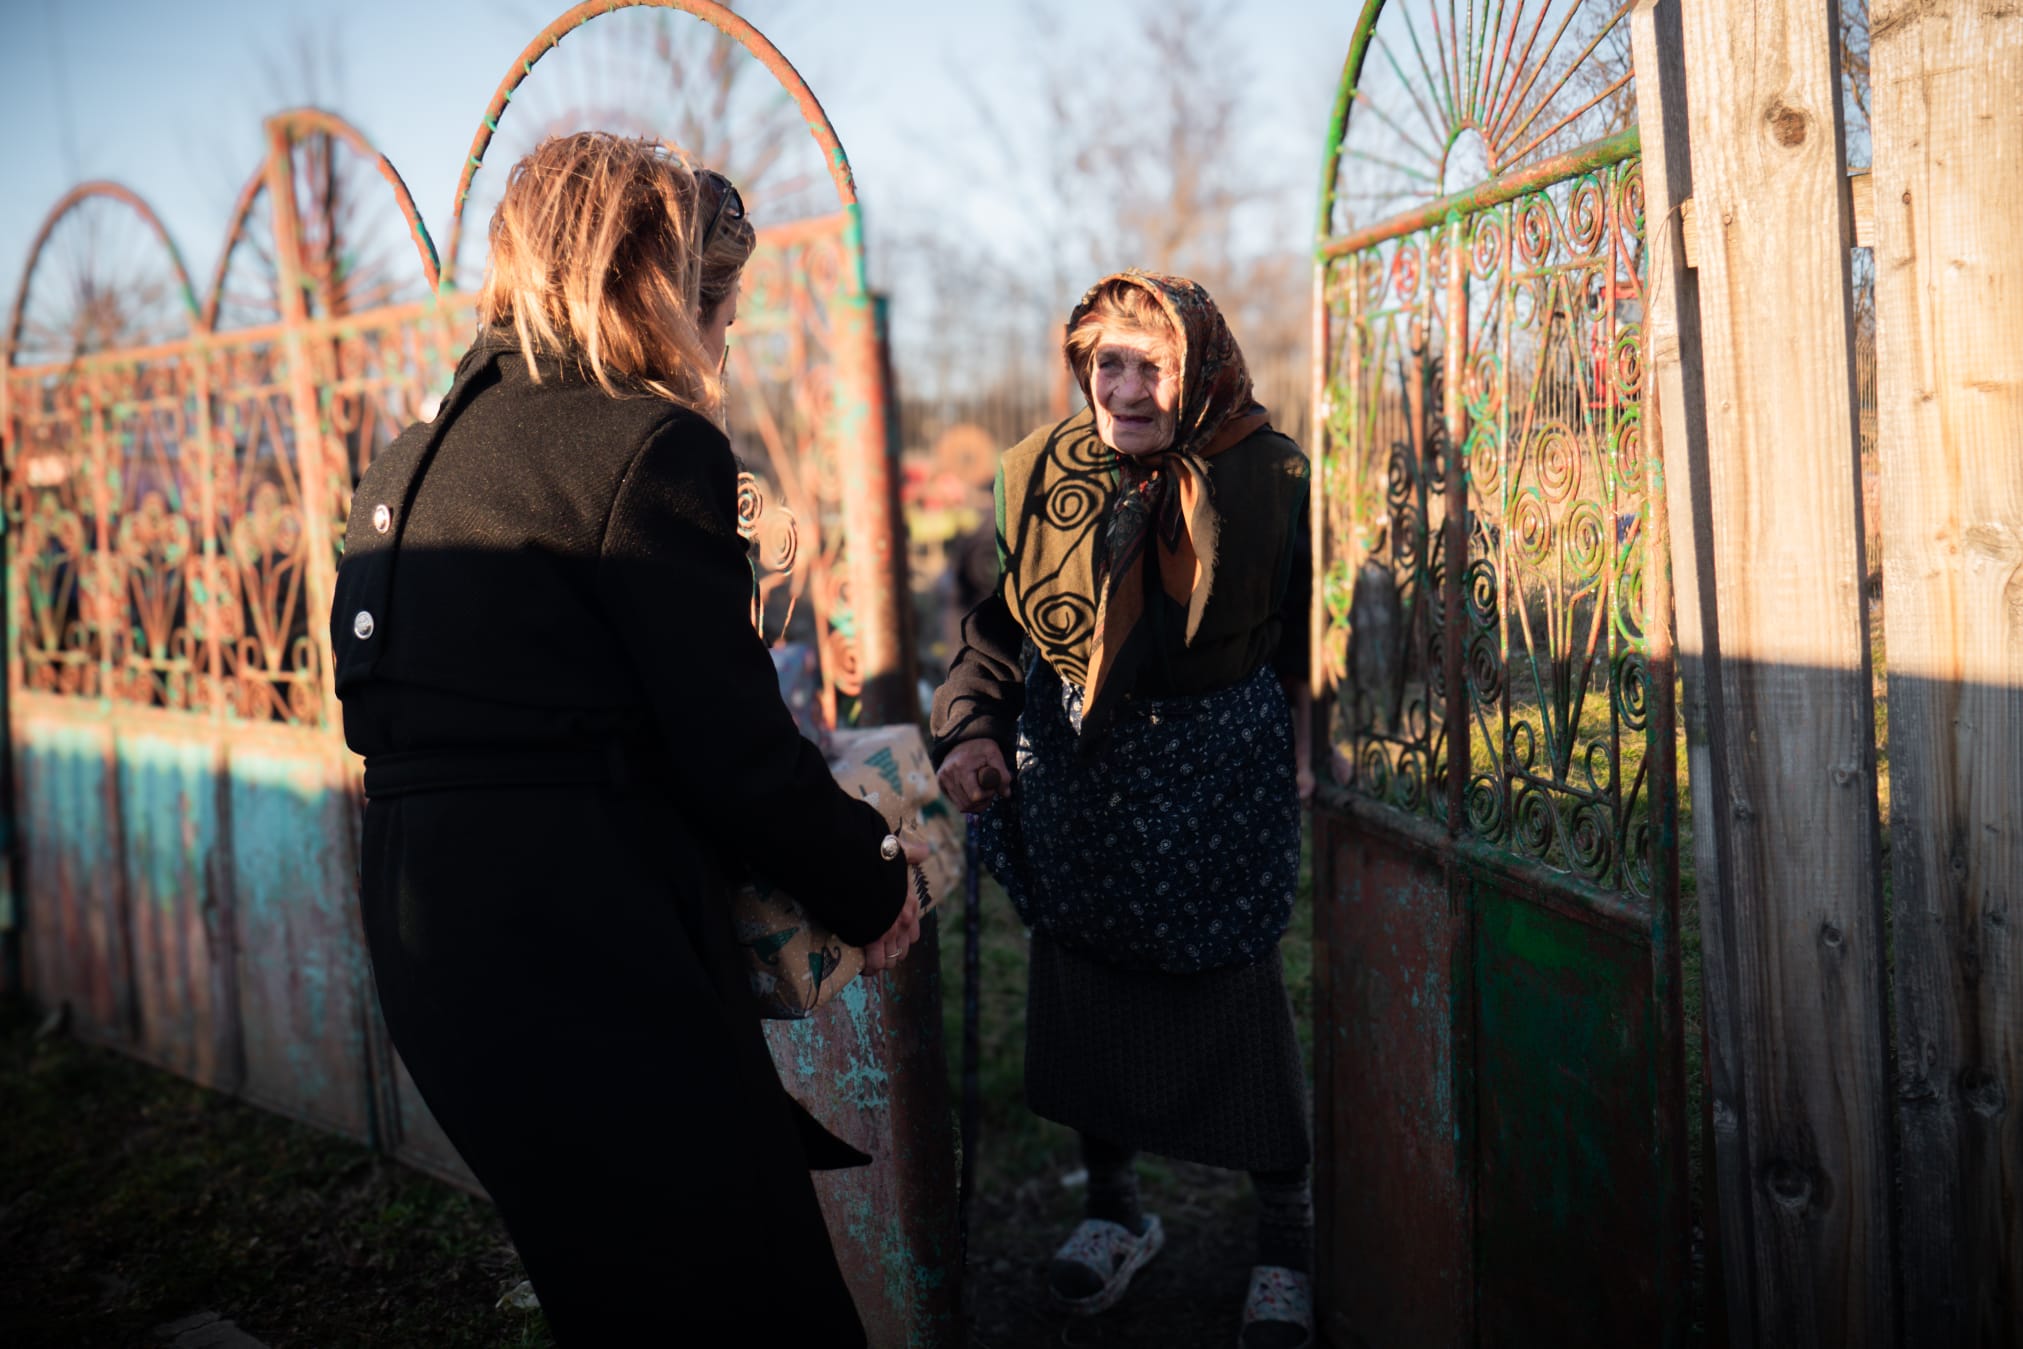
[1677,1,1897,1344]
[1870,3,2023,1341]
[1682,172,1874,267]
[1629,6,1731,1342]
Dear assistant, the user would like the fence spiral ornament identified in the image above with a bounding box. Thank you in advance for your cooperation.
[4,3,888,733]
[1318,0,1651,893]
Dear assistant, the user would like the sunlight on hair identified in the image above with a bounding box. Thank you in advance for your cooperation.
[1064,277,1180,391]
[476,132,753,420]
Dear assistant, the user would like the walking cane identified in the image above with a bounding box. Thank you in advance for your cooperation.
[958,764,999,1302]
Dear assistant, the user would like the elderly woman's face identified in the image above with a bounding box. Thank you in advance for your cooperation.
[1091,328,1179,455]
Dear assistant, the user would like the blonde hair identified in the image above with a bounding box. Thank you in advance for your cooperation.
[477,133,756,417]
[1064,277,1179,388]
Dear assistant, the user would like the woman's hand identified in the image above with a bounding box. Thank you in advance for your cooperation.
[938,739,1012,813]
[862,836,929,973]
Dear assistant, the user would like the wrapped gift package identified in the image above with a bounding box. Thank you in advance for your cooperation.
[731,722,965,1018]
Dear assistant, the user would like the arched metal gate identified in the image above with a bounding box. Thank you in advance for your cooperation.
[1,3,953,1342]
[1310,3,1689,1344]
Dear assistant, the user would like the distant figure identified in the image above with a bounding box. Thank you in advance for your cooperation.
[329,133,926,1345]
[932,272,1316,1347]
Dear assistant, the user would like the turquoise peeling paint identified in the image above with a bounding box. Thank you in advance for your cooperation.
[226,747,369,1137]
[835,1053,890,1110]
[765,1015,828,1080]
[112,733,225,1081]
[115,735,215,911]
[841,1190,948,1349]
[22,722,123,1034]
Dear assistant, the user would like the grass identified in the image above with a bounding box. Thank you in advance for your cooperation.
[0,1001,550,1348]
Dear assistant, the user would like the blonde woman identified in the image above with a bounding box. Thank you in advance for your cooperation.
[329,133,925,1344]
[933,272,1315,1347]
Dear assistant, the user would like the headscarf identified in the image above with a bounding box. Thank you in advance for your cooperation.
[1073,271,1270,737]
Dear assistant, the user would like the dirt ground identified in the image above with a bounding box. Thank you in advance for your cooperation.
[0,1005,1283,1349]
[962,1152,1266,1349]
[0,1001,545,1348]
[0,839,1309,1349]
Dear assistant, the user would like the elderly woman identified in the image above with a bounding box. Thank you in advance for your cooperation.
[933,271,1315,1347]
[330,134,925,1344]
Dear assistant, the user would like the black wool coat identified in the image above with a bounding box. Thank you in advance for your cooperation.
[329,332,903,1345]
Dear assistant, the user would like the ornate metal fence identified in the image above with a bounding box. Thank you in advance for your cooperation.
[1309,3,1688,1344]
[2,4,953,1342]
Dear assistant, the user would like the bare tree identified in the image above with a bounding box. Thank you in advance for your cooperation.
[1839,0,1873,166]
[204,21,422,328]
[884,0,1314,442]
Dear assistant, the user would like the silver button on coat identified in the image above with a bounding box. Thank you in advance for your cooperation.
[372,503,391,533]
[352,610,375,640]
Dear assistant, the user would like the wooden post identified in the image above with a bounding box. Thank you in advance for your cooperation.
[1869,3,2023,1341]
[1677,0,1897,1344]
[1629,4,1723,1340]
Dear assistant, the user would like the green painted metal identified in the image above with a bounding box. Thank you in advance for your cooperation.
[1320,124,1641,258]
[1309,3,1689,1344]
[1313,0,1390,247]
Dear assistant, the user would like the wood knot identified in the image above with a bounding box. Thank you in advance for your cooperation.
[1764,1159,1813,1212]
[1764,97,1809,147]
[1961,1070,2006,1119]
[1819,922,1844,950]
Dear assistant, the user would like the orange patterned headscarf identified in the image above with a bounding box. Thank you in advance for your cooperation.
[1072,271,1269,737]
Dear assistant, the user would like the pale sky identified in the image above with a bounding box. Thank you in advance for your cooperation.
[0,0,1362,333]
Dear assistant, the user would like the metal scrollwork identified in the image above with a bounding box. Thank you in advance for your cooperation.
[1321,0,1654,897]
[1325,158,1651,894]
[723,218,868,725]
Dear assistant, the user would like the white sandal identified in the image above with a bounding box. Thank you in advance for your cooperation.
[1047,1214,1166,1315]
[1238,1265,1314,1348]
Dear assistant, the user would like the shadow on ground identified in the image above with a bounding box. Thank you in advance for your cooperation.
[0,995,1274,1348]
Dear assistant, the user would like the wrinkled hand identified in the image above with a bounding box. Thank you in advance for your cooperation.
[862,835,929,973]
[938,739,1011,814]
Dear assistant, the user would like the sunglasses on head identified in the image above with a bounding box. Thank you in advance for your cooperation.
[697,167,746,250]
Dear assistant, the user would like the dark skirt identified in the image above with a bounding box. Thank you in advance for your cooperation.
[981,658,1302,974]
[1024,931,1311,1172]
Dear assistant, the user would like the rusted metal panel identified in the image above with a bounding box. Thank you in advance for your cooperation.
[114,727,240,1092]
[15,709,130,1042]
[766,923,960,1347]
[225,736,374,1142]
[384,1047,484,1193]
[1470,884,1659,1346]
[1314,804,1469,1349]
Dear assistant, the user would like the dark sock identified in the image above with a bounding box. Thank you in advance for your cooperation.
[1081,1133,1145,1234]
[1251,1166,1313,1275]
